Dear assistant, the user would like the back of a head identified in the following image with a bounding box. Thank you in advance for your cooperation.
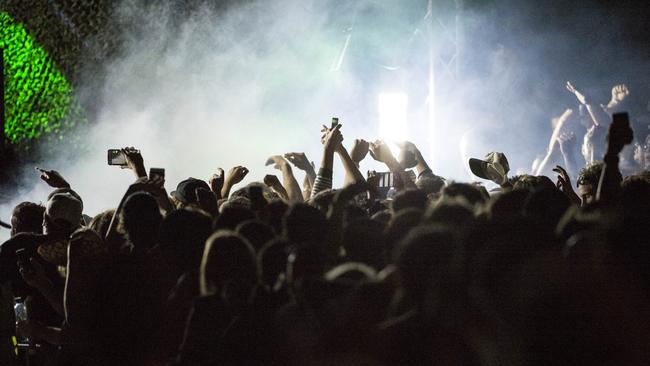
[488,189,530,221]
[442,182,488,206]
[384,208,423,263]
[89,209,116,238]
[416,175,446,196]
[424,197,475,228]
[283,203,328,246]
[257,238,289,290]
[120,192,162,247]
[523,186,571,229]
[236,219,276,251]
[200,230,257,296]
[214,206,256,231]
[159,208,213,272]
[395,225,459,309]
[11,202,44,237]
[391,189,428,214]
[44,192,83,234]
[342,218,386,269]
[266,199,288,234]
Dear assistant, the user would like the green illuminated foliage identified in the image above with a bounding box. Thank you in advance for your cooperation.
[1,11,85,145]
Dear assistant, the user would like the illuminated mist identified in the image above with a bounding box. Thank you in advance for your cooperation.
[1,0,649,241]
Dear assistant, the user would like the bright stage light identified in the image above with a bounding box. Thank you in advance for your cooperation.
[378,92,408,145]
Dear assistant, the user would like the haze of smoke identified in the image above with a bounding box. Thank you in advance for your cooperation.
[2,0,647,242]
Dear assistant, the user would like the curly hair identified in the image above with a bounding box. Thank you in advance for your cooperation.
[577,162,604,188]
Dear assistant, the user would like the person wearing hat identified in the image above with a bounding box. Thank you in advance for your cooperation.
[468,152,512,190]
[171,177,213,208]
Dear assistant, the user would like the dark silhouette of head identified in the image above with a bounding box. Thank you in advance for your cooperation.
[10,202,44,237]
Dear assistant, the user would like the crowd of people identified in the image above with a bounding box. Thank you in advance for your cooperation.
[0,81,649,366]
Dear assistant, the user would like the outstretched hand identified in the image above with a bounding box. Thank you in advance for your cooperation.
[321,124,344,153]
[349,139,370,164]
[607,113,634,155]
[566,81,588,105]
[36,168,70,189]
[553,165,580,205]
[225,166,249,185]
[209,168,225,197]
[369,140,396,164]
[120,147,147,178]
[283,152,313,172]
[266,155,290,170]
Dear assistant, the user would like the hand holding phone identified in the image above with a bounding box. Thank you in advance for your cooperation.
[608,112,634,155]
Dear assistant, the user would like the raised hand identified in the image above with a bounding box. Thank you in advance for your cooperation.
[321,124,343,153]
[369,140,396,164]
[607,113,634,155]
[36,167,70,188]
[225,166,249,185]
[610,84,629,104]
[553,165,580,205]
[121,147,147,178]
[566,81,588,105]
[221,166,249,199]
[209,168,225,198]
[557,132,576,155]
[264,174,289,201]
[283,152,313,172]
[349,139,370,165]
[265,155,290,170]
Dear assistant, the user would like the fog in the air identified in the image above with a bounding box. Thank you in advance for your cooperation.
[1,0,648,241]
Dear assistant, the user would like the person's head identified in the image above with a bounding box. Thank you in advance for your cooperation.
[213,206,255,231]
[119,192,161,250]
[424,197,475,228]
[43,192,83,234]
[283,203,328,247]
[395,225,459,312]
[257,238,289,291]
[523,187,571,229]
[200,230,257,302]
[342,218,386,270]
[441,182,488,206]
[416,175,446,197]
[236,219,276,251]
[577,162,604,205]
[88,209,116,238]
[391,189,428,214]
[170,177,211,208]
[159,208,213,273]
[265,199,288,234]
[487,189,530,221]
[384,208,423,263]
[10,202,45,237]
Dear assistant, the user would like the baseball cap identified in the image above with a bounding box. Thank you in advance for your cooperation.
[171,178,211,205]
[45,192,83,230]
[469,152,510,184]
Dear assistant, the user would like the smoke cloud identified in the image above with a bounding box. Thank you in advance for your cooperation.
[1,0,648,241]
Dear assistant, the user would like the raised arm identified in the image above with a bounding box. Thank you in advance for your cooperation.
[311,124,343,198]
[369,140,417,190]
[221,166,249,199]
[597,113,633,202]
[284,152,316,188]
[566,81,607,127]
[534,108,573,176]
[266,156,304,203]
[336,136,366,186]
